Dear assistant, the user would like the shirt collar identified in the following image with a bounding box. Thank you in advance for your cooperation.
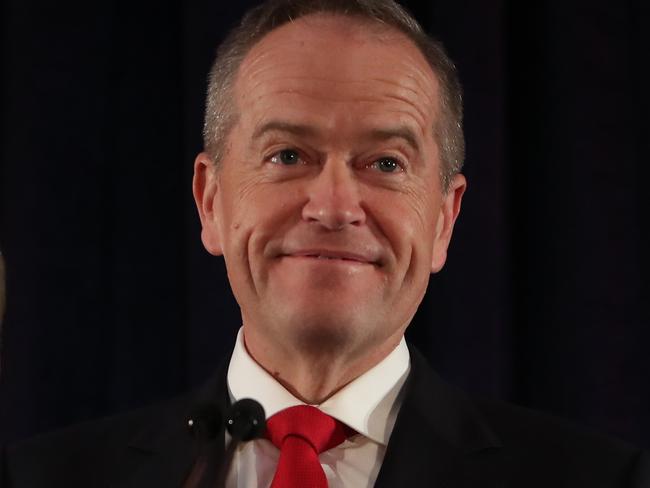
[227,327,410,445]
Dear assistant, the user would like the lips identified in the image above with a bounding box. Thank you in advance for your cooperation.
[281,249,380,265]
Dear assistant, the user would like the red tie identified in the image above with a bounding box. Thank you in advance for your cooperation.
[266,405,350,488]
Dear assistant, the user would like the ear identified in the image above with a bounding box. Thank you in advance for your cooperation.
[193,152,223,256]
[431,173,466,273]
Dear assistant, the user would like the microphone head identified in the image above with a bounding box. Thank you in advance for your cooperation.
[187,402,221,441]
[225,398,266,441]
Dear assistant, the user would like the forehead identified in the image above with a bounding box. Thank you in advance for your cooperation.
[233,14,439,136]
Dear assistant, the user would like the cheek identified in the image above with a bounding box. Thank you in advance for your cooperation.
[220,178,301,258]
[218,166,270,229]
[373,184,440,257]
[370,187,440,306]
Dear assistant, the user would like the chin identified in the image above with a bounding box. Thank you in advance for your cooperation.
[277,305,374,355]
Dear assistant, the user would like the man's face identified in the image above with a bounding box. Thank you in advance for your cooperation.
[194,15,465,361]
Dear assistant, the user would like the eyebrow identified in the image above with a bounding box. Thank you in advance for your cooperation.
[252,120,421,153]
[253,121,318,140]
[368,126,421,153]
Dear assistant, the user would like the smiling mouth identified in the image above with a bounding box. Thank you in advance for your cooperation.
[282,250,378,265]
[304,254,363,262]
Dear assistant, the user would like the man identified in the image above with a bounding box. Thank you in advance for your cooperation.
[3,0,649,487]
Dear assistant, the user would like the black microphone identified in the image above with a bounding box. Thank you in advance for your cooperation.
[215,398,267,487]
[183,402,222,488]
[225,398,266,441]
[187,402,221,442]
[183,399,266,488]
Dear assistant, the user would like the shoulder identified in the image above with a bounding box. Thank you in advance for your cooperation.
[400,347,650,487]
[2,360,230,488]
[472,397,650,486]
[476,396,645,471]
[3,394,191,487]
[475,395,633,453]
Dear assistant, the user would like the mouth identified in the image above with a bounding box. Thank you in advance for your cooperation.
[281,249,379,266]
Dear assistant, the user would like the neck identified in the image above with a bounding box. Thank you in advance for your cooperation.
[243,326,404,404]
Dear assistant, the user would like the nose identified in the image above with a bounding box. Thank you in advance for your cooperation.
[301,160,366,230]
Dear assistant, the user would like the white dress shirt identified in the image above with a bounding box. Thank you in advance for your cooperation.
[225,327,411,488]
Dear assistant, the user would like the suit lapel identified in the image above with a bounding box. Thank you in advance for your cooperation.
[374,347,503,488]
[110,362,231,488]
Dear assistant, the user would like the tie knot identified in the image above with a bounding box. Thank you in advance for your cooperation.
[266,405,349,454]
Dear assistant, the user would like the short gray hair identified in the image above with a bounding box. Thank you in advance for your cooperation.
[203,0,464,191]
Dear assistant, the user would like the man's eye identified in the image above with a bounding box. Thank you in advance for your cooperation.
[270,149,301,165]
[372,157,402,173]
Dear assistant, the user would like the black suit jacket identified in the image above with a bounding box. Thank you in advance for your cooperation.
[3,347,649,487]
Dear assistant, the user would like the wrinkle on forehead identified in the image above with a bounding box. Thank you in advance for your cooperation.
[240,58,434,104]
[240,91,431,154]
[234,14,440,121]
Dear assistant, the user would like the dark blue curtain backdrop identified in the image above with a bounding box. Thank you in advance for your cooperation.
[1,0,649,448]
